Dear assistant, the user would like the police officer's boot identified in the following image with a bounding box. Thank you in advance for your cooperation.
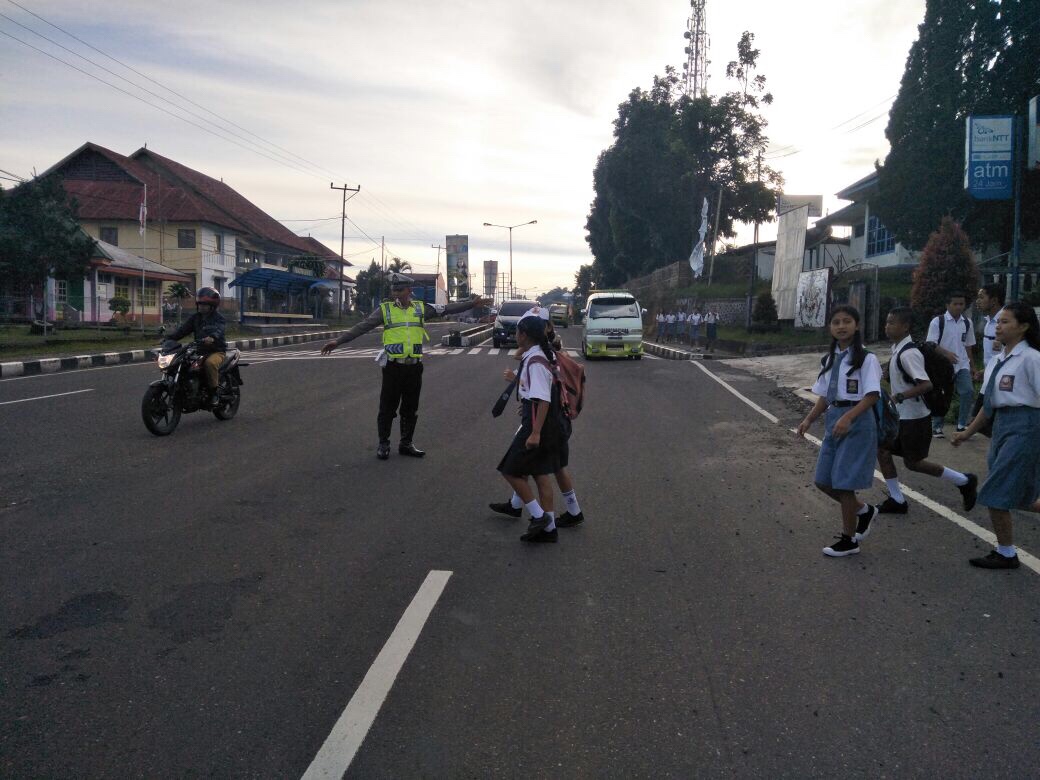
[398,417,425,458]
[377,417,392,460]
[376,441,391,460]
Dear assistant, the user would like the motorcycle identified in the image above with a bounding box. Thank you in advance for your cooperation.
[141,339,247,436]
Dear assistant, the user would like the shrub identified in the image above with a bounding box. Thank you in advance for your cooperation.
[108,296,131,315]
[752,292,778,325]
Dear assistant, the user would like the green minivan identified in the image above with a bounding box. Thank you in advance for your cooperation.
[580,292,646,359]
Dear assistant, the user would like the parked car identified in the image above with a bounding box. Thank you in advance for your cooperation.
[549,303,571,328]
[492,299,533,348]
[580,291,646,359]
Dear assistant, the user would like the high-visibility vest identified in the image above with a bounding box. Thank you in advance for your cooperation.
[381,300,428,359]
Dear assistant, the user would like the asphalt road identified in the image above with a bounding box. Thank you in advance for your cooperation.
[2,322,1037,778]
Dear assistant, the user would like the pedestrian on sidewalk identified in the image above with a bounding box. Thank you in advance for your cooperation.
[952,302,1040,570]
[704,308,719,353]
[974,284,1005,379]
[875,308,978,516]
[495,315,565,543]
[665,311,677,343]
[689,309,703,349]
[677,310,687,344]
[656,311,666,342]
[796,305,881,557]
[926,292,976,437]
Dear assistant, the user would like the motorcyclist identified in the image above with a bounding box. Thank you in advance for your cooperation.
[166,287,227,407]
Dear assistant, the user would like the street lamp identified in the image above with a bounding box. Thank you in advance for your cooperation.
[482,220,537,300]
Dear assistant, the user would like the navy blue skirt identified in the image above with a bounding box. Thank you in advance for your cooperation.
[977,406,1040,510]
[814,405,877,491]
[497,401,562,477]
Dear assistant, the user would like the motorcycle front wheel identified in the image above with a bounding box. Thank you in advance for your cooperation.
[213,380,241,421]
[142,385,181,436]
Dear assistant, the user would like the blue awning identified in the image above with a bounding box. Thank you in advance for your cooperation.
[229,267,324,294]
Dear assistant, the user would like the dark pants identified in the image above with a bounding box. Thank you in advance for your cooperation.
[378,360,423,444]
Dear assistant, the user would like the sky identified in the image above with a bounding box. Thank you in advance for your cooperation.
[0,0,927,296]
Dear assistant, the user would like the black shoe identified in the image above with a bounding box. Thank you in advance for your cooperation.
[556,511,584,527]
[877,496,909,514]
[489,501,522,518]
[376,441,390,460]
[959,473,978,512]
[956,426,967,433]
[969,550,1020,569]
[398,443,425,458]
[521,518,558,543]
[823,534,860,557]
[853,505,877,542]
[932,428,945,439]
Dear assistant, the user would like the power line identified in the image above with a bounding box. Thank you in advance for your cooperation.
[0,166,27,181]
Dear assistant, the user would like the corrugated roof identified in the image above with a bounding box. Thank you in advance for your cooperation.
[91,238,191,281]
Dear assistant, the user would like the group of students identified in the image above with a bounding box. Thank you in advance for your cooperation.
[798,289,1040,570]
[655,308,720,351]
[489,307,584,544]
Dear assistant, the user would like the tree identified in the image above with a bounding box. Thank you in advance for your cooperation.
[286,256,327,277]
[875,0,1040,250]
[388,257,412,274]
[751,291,778,325]
[353,260,384,311]
[0,176,96,300]
[584,33,782,286]
[537,287,570,306]
[573,264,595,308]
[910,217,980,321]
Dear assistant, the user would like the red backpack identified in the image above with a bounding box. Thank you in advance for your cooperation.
[525,349,587,420]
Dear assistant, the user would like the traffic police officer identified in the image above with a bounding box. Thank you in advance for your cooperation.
[321,273,490,459]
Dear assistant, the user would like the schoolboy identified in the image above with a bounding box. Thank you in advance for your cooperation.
[925,292,976,436]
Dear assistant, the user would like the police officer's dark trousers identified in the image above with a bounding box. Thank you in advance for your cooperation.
[377,360,424,445]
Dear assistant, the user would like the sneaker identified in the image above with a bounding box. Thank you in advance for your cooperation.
[489,501,522,518]
[932,428,945,439]
[853,505,877,542]
[823,534,860,557]
[969,550,1020,569]
[556,511,584,528]
[521,518,558,543]
[958,473,978,512]
[877,496,909,514]
[956,426,967,433]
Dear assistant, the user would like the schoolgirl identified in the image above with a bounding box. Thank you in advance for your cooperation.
[797,305,882,557]
[495,315,564,543]
[952,302,1040,570]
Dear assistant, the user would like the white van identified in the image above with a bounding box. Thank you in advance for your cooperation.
[580,291,646,359]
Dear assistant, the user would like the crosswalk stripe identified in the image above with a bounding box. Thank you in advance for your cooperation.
[468,347,482,354]
[489,348,500,355]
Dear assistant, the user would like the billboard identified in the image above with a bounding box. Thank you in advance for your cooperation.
[795,268,831,328]
[1029,96,1039,170]
[483,260,498,299]
[964,115,1014,200]
[777,194,823,218]
[771,205,809,321]
[445,234,469,298]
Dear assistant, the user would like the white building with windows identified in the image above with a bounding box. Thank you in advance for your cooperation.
[815,171,916,268]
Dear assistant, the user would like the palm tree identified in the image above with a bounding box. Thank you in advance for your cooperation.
[388,257,412,274]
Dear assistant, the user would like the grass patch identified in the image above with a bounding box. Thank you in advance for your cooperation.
[719,325,828,347]
[673,280,772,300]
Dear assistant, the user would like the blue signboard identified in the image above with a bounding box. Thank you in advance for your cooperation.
[964,115,1014,200]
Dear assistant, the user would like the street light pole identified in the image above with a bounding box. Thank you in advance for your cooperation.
[482,219,537,300]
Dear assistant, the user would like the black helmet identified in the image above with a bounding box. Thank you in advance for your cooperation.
[196,287,220,307]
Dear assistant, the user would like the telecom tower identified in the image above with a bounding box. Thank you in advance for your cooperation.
[682,0,709,97]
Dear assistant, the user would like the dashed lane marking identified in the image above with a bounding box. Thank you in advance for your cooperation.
[692,362,1040,576]
[0,388,95,406]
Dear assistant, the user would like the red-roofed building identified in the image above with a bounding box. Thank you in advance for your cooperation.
[39,142,351,321]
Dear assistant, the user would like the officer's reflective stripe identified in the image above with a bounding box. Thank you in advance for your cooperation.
[385,343,405,355]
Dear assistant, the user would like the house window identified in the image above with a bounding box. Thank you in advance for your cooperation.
[115,279,129,300]
[215,234,223,254]
[213,277,225,295]
[865,215,895,257]
[142,282,157,308]
[177,229,196,249]
[100,226,118,245]
[854,223,865,239]
[55,279,68,304]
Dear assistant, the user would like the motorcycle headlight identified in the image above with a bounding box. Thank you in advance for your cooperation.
[157,354,174,369]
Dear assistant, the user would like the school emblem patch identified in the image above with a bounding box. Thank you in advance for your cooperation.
[846,379,859,394]
[999,374,1015,392]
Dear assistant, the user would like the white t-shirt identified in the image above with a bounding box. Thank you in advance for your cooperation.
[666,313,676,323]
[811,347,883,403]
[704,312,719,325]
[656,313,665,324]
[889,336,930,420]
[926,311,975,373]
[519,345,553,403]
[981,314,998,366]
[677,312,686,322]
[689,313,703,326]
[980,341,1040,409]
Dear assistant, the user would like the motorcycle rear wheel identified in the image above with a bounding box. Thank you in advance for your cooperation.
[213,380,240,421]
[142,385,181,436]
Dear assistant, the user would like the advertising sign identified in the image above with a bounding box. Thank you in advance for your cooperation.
[964,115,1014,200]
[1029,96,1039,170]
[445,234,469,298]
[776,194,823,218]
[771,204,809,321]
[795,268,831,328]
[483,260,498,299]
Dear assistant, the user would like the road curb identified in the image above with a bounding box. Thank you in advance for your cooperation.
[0,328,354,379]
[642,341,696,360]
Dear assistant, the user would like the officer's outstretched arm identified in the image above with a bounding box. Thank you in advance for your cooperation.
[322,308,384,355]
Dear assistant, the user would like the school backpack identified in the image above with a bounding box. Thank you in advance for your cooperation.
[519,354,569,446]
[894,341,955,417]
[551,348,587,420]
[873,389,901,450]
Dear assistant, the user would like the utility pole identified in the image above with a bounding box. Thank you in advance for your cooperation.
[430,243,444,287]
[330,183,360,320]
[707,185,723,286]
[140,183,147,334]
[380,236,386,301]
[747,151,762,328]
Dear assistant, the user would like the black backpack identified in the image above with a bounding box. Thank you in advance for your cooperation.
[895,341,955,417]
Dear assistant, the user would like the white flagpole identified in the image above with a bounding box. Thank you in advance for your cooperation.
[140,184,147,333]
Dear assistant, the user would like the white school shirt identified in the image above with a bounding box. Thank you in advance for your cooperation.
[980,341,1040,409]
[666,313,676,323]
[926,311,975,373]
[704,312,719,325]
[981,314,998,366]
[689,313,703,326]
[889,336,930,421]
[677,312,686,323]
[656,313,665,324]
[810,348,883,403]
[518,345,553,403]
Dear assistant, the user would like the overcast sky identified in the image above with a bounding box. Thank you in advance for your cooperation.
[1,0,926,294]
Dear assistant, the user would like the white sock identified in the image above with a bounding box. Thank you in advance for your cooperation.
[941,468,969,487]
[510,492,523,510]
[543,511,556,532]
[997,544,1017,558]
[885,478,906,503]
[524,500,543,519]
[562,489,581,515]
[857,503,871,515]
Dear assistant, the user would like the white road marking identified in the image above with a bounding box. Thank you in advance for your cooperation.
[468,347,482,354]
[0,360,155,383]
[448,348,464,355]
[694,363,1040,576]
[643,353,662,360]
[0,389,94,406]
[489,348,501,355]
[301,570,452,779]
